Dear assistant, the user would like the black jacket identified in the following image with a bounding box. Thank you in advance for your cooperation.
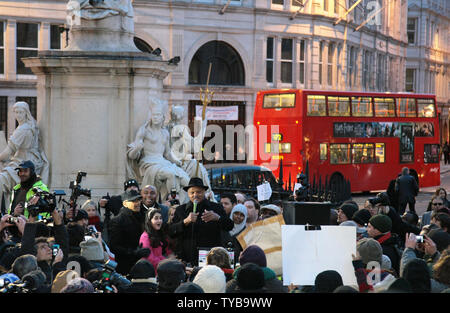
[395,174,419,204]
[168,199,233,265]
[109,206,146,275]
[375,233,401,275]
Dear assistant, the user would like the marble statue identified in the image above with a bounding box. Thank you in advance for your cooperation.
[67,0,134,20]
[167,105,214,194]
[127,98,190,203]
[0,101,50,199]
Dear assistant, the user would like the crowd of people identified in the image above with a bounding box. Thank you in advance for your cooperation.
[0,161,449,294]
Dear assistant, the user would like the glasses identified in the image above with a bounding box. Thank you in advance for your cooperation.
[432,202,443,206]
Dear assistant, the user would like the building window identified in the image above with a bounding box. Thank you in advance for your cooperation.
[16,23,39,75]
[334,0,339,14]
[266,37,274,83]
[336,44,342,86]
[0,21,4,75]
[281,38,293,84]
[348,46,355,88]
[327,43,334,86]
[405,68,415,92]
[324,0,328,11]
[134,37,153,53]
[362,50,370,90]
[272,0,284,5]
[319,42,323,85]
[0,96,7,139]
[407,18,417,45]
[50,25,62,50]
[299,39,305,84]
[376,54,386,91]
[188,40,245,86]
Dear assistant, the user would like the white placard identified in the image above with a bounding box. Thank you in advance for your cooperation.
[256,182,272,202]
[281,225,357,286]
[195,105,239,121]
[293,183,302,195]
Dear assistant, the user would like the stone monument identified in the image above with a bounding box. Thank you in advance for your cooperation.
[22,0,178,197]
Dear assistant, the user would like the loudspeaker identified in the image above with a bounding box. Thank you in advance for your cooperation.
[282,201,335,225]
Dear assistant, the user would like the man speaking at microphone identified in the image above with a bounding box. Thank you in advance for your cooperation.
[169,177,233,265]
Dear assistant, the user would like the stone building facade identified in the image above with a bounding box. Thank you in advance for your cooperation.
[2,0,446,163]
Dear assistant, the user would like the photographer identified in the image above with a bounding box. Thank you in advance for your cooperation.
[99,179,140,218]
[19,196,69,285]
[8,160,50,219]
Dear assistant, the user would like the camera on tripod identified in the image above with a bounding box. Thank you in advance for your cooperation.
[70,171,91,199]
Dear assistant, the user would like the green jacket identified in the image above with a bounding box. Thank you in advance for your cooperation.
[9,180,50,218]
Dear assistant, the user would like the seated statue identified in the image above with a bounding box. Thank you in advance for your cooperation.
[127,98,190,204]
[0,101,49,200]
[167,105,214,196]
[67,0,134,20]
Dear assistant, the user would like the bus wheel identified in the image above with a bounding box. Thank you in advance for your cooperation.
[329,172,344,190]
[409,169,419,186]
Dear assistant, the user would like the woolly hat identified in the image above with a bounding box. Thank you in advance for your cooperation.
[352,209,372,226]
[369,214,392,233]
[192,265,226,293]
[428,229,450,253]
[314,270,344,293]
[339,204,359,220]
[340,220,358,227]
[239,245,267,268]
[174,282,204,293]
[157,259,186,292]
[381,254,392,270]
[129,259,155,279]
[356,238,383,265]
[236,263,265,291]
[402,259,431,293]
[51,270,79,293]
[80,238,104,262]
[60,277,95,293]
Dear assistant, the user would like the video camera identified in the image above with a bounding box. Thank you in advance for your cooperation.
[26,188,66,217]
[92,260,131,293]
[0,270,46,293]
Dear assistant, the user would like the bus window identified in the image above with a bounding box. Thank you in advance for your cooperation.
[417,99,435,117]
[320,143,327,160]
[351,97,373,117]
[328,96,350,116]
[330,144,350,164]
[375,143,385,163]
[397,98,417,117]
[352,143,374,164]
[424,144,439,163]
[263,93,295,108]
[307,95,326,116]
[374,98,395,117]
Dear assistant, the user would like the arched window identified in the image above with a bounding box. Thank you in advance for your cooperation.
[189,41,245,86]
[134,37,153,53]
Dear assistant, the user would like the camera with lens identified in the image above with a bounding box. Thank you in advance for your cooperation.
[92,260,131,293]
[26,188,63,217]
[69,171,91,199]
[416,235,424,243]
[368,192,390,206]
[169,199,180,206]
[7,216,19,224]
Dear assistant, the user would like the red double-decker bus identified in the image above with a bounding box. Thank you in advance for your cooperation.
[253,89,440,192]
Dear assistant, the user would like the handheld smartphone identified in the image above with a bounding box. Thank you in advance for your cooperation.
[52,244,60,256]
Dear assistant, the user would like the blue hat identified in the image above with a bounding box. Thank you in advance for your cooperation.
[15,160,35,173]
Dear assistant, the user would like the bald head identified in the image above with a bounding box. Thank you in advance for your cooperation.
[141,185,158,207]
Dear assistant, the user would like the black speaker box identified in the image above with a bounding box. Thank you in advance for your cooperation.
[282,201,335,225]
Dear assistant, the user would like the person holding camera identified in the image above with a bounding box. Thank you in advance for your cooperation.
[8,160,50,219]
[108,189,151,275]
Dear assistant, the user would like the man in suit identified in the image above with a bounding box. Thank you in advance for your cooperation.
[395,167,419,215]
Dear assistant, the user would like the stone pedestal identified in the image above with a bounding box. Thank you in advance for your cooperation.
[22,51,176,196]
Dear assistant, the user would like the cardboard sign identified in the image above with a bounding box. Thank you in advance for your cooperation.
[237,215,285,276]
[281,225,357,286]
[256,182,272,202]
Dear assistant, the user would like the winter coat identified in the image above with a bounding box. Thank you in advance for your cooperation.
[124,280,158,293]
[168,199,233,265]
[395,174,419,204]
[139,231,173,273]
[226,266,288,293]
[109,206,146,275]
[374,233,401,275]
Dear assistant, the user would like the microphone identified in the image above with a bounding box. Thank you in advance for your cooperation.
[193,200,198,213]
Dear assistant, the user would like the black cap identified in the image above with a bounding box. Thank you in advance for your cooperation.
[123,189,142,202]
[124,179,139,191]
[15,160,35,173]
[74,209,89,222]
